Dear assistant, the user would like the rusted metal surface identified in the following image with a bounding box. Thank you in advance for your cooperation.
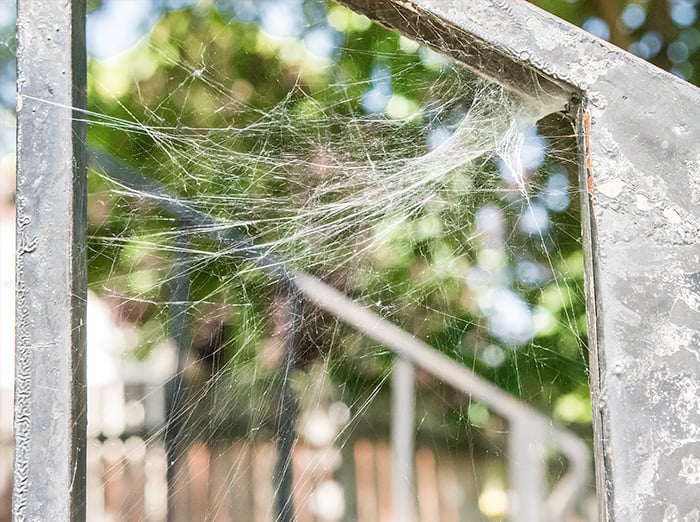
[14,0,88,520]
[338,1,700,520]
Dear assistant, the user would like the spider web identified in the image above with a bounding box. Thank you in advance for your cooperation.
[1,1,595,520]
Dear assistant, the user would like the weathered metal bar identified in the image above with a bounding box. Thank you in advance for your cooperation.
[337,2,700,519]
[293,271,589,517]
[273,292,302,522]
[164,232,191,522]
[508,417,546,522]
[391,357,415,522]
[14,0,88,520]
[295,272,553,421]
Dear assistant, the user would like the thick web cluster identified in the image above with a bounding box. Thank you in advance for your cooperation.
[4,1,595,520]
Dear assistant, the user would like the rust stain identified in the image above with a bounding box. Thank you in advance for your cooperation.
[582,107,599,233]
[583,108,594,195]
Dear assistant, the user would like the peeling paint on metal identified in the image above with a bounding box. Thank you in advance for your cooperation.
[671,124,689,136]
[598,178,625,199]
[636,194,652,211]
[679,456,700,485]
[650,322,697,359]
[525,16,560,51]
[663,207,683,225]
[663,505,700,522]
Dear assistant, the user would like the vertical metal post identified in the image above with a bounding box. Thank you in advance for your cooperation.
[508,417,546,522]
[14,1,88,520]
[391,357,415,522]
[273,290,302,522]
[164,232,191,522]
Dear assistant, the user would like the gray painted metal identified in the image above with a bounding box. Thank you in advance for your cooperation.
[14,1,88,520]
[165,235,191,522]
[273,292,302,522]
[391,357,416,522]
[508,418,546,521]
[338,1,700,520]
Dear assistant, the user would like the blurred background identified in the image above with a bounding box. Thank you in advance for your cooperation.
[0,1,698,521]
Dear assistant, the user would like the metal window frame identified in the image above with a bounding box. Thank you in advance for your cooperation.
[336,1,700,520]
[14,0,700,520]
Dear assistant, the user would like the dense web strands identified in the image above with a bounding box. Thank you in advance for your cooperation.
[59,1,594,520]
[93,79,539,275]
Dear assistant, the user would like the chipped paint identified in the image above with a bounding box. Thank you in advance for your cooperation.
[650,321,697,359]
[663,505,700,521]
[680,455,700,485]
[597,178,625,199]
[662,207,683,225]
[636,194,653,211]
[671,124,688,136]
[525,16,560,51]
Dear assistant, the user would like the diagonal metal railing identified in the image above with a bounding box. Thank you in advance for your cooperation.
[91,151,591,522]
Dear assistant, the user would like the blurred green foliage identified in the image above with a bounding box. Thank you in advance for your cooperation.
[84,1,595,439]
[530,0,700,83]
[4,0,697,438]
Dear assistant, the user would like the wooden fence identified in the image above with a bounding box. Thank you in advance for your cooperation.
[2,437,488,522]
